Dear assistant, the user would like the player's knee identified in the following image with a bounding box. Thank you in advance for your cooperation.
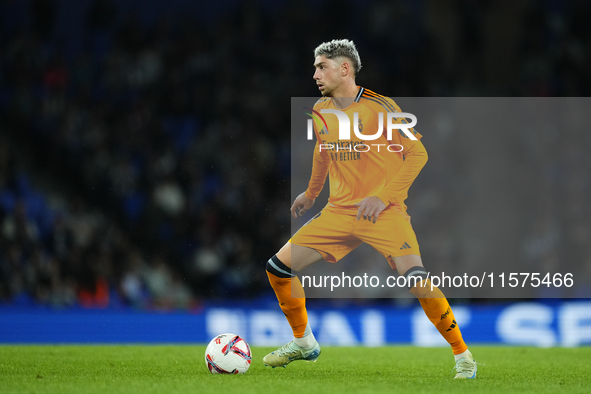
[403,266,429,297]
[266,255,297,278]
[275,242,292,266]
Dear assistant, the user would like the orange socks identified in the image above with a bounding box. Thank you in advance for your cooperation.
[266,256,308,338]
[405,267,468,355]
[415,283,467,355]
[267,258,467,354]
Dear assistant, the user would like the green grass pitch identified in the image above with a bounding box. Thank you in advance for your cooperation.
[0,346,589,394]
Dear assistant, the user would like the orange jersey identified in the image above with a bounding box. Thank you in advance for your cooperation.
[304,87,428,207]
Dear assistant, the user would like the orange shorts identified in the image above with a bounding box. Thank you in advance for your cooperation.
[289,202,420,269]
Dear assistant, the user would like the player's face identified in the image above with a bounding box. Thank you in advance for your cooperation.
[313,55,342,96]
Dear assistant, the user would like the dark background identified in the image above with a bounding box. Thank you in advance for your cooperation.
[1,0,590,308]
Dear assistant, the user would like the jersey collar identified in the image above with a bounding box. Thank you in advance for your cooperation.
[354,86,365,103]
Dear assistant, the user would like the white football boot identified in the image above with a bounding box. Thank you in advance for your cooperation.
[263,340,321,368]
[453,356,478,379]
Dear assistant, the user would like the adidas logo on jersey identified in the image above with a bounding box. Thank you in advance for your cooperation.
[399,242,411,250]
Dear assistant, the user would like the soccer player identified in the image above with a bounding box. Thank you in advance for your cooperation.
[263,39,478,379]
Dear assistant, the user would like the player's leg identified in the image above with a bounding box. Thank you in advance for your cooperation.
[355,204,477,378]
[265,206,360,367]
[394,254,477,379]
[267,242,323,345]
[263,242,324,367]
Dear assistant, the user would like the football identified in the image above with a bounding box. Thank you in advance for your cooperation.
[204,333,252,374]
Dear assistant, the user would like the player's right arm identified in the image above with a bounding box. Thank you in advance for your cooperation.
[305,140,330,200]
[290,192,315,218]
[291,140,330,218]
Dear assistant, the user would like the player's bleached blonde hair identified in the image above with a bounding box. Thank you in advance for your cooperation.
[314,39,362,75]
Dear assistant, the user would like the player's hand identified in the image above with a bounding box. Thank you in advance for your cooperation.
[290,192,315,219]
[354,196,386,223]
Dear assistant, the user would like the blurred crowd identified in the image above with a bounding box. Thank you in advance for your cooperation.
[0,137,195,308]
[0,0,590,307]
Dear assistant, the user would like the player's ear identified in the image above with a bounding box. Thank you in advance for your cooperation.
[341,61,348,77]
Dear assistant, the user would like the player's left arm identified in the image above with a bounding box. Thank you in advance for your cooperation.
[356,140,428,223]
[375,139,428,206]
